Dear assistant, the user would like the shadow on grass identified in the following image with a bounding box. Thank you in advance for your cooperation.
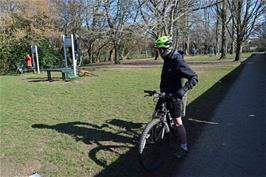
[26,76,68,82]
[27,78,53,82]
[32,58,248,177]
[32,120,142,145]
[26,74,97,82]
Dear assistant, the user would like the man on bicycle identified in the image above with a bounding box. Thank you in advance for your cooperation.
[154,36,198,159]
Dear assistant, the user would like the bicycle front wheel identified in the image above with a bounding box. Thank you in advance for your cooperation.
[138,118,170,171]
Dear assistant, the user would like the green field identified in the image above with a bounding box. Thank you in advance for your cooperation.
[124,52,253,62]
[185,52,253,61]
[0,58,245,177]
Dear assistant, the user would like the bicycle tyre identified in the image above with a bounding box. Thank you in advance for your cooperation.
[138,118,170,171]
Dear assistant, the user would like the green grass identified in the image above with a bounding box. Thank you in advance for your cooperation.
[185,52,253,61]
[0,60,244,177]
[121,52,253,66]
[125,52,253,61]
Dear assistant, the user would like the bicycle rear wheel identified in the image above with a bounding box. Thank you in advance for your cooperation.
[138,118,170,171]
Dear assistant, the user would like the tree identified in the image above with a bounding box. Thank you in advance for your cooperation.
[137,0,198,59]
[137,0,197,37]
[103,0,135,64]
[229,0,266,61]
[80,0,110,63]
[55,0,85,34]
[0,0,62,73]
[219,0,228,59]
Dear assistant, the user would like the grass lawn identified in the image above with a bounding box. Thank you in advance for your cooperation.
[120,52,253,66]
[0,57,247,177]
[185,52,253,61]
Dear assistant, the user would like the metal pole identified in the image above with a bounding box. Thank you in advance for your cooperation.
[35,45,40,74]
[31,45,36,73]
[63,35,68,67]
[71,34,77,76]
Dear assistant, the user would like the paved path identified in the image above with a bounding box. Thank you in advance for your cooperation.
[172,54,266,177]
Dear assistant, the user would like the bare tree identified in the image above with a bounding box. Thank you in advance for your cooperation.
[229,0,266,61]
[136,0,198,59]
[55,0,85,34]
[137,0,196,37]
[81,0,111,63]
[103,0,134,64]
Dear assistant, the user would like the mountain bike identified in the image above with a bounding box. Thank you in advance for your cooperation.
[138,90,184,171]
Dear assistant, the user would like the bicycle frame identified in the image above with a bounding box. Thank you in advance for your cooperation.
[139,90,183,171]
[154,101,175,139]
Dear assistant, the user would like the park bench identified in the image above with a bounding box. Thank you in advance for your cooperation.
[45,68,78,81]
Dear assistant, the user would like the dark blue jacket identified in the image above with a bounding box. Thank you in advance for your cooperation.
[160,50,198,93]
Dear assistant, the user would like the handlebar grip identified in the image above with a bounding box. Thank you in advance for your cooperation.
[144,90,157,94]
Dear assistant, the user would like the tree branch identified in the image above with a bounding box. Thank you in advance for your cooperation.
[192,0,223,12]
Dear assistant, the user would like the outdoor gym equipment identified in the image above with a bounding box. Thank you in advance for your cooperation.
[31,45,40,74]
[44,34,80,81]
[63,34,80,76]
[16,46,40,74]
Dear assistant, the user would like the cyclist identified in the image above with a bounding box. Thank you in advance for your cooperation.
[154,36,198,159]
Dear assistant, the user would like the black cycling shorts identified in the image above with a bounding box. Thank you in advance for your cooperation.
[155,97,183,118]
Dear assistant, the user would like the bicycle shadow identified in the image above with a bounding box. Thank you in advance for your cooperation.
[32,119,151,176]
[32,120,140,145]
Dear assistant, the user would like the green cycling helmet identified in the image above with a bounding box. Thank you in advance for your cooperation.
[154,36,173,49]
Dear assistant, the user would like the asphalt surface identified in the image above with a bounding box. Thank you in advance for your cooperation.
[172,54,266,177]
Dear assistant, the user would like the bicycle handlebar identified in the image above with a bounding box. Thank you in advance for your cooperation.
[144,90,157,96]
[144,90,173,98]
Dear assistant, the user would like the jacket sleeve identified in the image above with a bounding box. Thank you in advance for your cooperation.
[177,59,198,90]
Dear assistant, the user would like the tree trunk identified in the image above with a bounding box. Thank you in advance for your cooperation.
[186,35,190,55]
[234,0,243,61]
[87,46,92,64]
[215,2,220,56]
[108,48,113,62]
[235,36,242,61]
[154,50,159,60]
[230,37,235,54]
[230,12,235,54]
[220,0,227,59]
[114,42,121,64]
